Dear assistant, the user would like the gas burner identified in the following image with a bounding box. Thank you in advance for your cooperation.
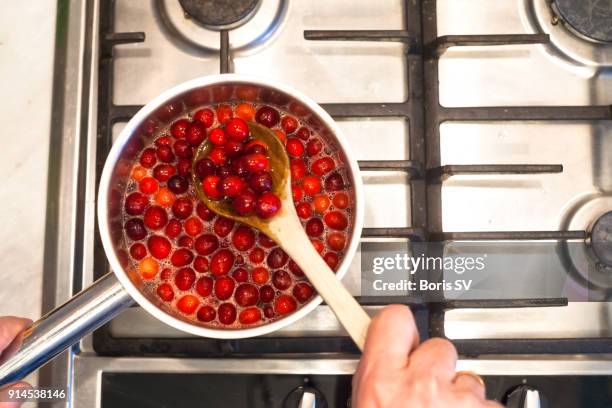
[520,0,612,68]
[178,0,261,31]
[552,0,612,44]
[591,211,612,267]
[155,0,287,54]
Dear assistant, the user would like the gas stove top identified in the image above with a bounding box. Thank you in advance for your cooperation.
[42,0,612,406]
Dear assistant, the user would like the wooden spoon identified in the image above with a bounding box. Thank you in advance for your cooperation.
[192,122,371,350]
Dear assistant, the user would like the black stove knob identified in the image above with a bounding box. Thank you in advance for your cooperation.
[505,385,547,408]
[283,385,327,408]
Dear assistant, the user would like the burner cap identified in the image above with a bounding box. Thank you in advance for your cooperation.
[591,211,612,267]
[553,0,612,43]
[179,0,261,31]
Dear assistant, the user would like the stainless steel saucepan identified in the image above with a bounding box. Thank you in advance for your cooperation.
[0,74,364,387]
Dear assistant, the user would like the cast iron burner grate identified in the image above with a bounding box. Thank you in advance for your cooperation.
[91,0,612,357]
[553,0,612,43]
[178,0,261,31]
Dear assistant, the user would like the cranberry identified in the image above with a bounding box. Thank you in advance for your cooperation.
[224,140,244,158]
[249,173,272,194]
[232,189,257,216]
[256,192,281,219]
[174,267,196,290]
[155,136,171,146]
[292,185,304,202]
[195,276,213,297]
[178,235,194,248]
[246,143,267,155]
[155,187,175,207]
[274,294,297,315]
[259,233,276,248]
[125,192,148,215]
[156,145,175,163]
[125,218,147,241]
[302,176,322,196]
[232,267,248,282]
[219,175,246,198]
[160,268,173,280]
[327,232,347,251]
[157,283,174,301]
[296,202,312,219]
[213,217,234,237]
[171,248,194,266]
[214,276,235,300]
[170,119,190,139]
[272,270,292,290]
[167,175,188,195]
[176,295,199,314]
[267,248,288,269]
[281,116,298,134]
[312,157,336,176]
[139,177,159,195]
[173,139,193,159]
[252,267,270,284]
[186,121,205,146]
[239,308,262,324]
[193,108,214,127]
[216,105,233,125]
[194,234,219,255]
[296,127,311,141]
[231,157,249,177]
[313,195,331,214]
[293,282,314,303]
[225,118,249,142]
[185,217,203,236]
[210,249,234,276]
[255,106,280,128]
[202,175,222,200]
[139,148,157,168]
[249,247,265,263]
[324,252,339,269]
[290,159,307,182]
[177,158,192,177]
[153,164,176,182]
[288,260,304,277]
[130,243,147,259]
[332,192,349,209]
[147,235,172,259]
[311,239,324,253]
[259,285,275,303]
[306,138,322,156]
[243,153,270,173]
[143,206,168,229]
[216,165,232,178]
[263,304,275,319]
[193,256,209,273]
[235,283,259,307]
[324,211,348,230]
[197,305,216,322]
[305,218,324,237]
[209,128,226,146]
[196,202,215,221]
[325,172,345,191]
[218,303,237,325]
[286,138,304,157]
[195,158,215,179]
[165,218,182,238]
[232,226,255,251]
[208,147,227,166]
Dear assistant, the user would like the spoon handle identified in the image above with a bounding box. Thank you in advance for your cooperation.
[268,215,371,351]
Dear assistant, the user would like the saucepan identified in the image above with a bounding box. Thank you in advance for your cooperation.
[0,74,364,387]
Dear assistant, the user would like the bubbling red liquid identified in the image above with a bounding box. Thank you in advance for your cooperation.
[121,103,354,328]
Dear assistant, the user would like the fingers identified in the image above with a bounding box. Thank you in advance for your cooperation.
[362,305,420,369]
[0,381,32,408]
[0,317,31,352]
[453,372,486,400]
[407,337,457,382]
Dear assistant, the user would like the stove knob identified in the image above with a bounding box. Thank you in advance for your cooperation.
[505,385,547,408]
[299,390,317,408]
[283,385,327,408]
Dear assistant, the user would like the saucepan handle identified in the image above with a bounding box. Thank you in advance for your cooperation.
[0,272,133,387]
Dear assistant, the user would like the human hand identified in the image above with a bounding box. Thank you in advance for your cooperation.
[352,305,502,407]
[0,316,32,408]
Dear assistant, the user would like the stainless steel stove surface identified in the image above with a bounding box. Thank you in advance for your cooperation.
[43,0,612,406]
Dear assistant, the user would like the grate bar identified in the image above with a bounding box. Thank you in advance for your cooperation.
[358,160,423,177]
[441,298,568,309]
[362,227,426,241]
[304,29,415,44]
[455,338,612,356]
[321,102,410,118]
[441,105,612,121]
[109,105,142,124]
[431,34,549,57]
[431,230,586,241]
[429,164,563,181]
[101,32,145,58]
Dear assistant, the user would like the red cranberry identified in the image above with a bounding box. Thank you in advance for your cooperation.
[274,294,297,315]
[267,248,288,269]
[155,136,171,146]
[202,175,222,200]
[281,116,298,134]
[306,138,322,156]
[296,127,311,141]
[125,192,148,215]
[305,218,324,237]
[167,175,188,194]
[312,157,336,176]
[239,307,262,324]
[232,226,255,251]
[255,106,280,128]
[213,217,234,237]
[323,252,339,269]
[223,140,244,158]
[272,270,292,290]
[171,197,193,219]
[184,216,204,236]
[325,172,345,191]
[173,139,193,159]
[296,202,312,219]
[218,303,237,325]
[246,143,266,155]
[263,304,275,319]
[302,176,322,196]
[193,256,209,273]
[214,276,235,300]
[139,177,159,195]
[252,267,270,284]
[197,305,216,322]
[232,190,257,216]
[139,148,157,168]
[235,283,259,307]
[290,159,307,182]
[259,285,275,303]
[170,119,190,139]
[194,234,219,256]
[249,173,272,194]
[216,165,232,178]
[292,185,304,202]
[174,267,196,290]
[178,235,194,248]
[208,147,227,166]
[125,218,147,241]
[143,206,168,229]
[130,243,147,260]
[256,192,281,219]
[249,247,265,263]
[147,235,172,259]
[311,239,324,253]
[219,175,246,198]
[195,158,215,179]
[177,295,199,314]
[293,282,314,303]
[165,218,182,238]
[210,249,235,276]
[216,105,233,124]
[286,138,304,157]
[196,202,215,221]
[171,248,194,266]
[288,260,304,277]
[209,128,226,146]
[324,211,348,230]
[231,157,250,177]
[156,145,175,163]
[185,121,205,146]
[177,158,192,177]
[195,276,213,297]
[225,118,249,142]
[258,233,276,248]
[243,153,270,173]
[157,283,174,301]
[232,267,248,282]
[160,268,172,280]
[194,108,214,127]
[153,164,176,182]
